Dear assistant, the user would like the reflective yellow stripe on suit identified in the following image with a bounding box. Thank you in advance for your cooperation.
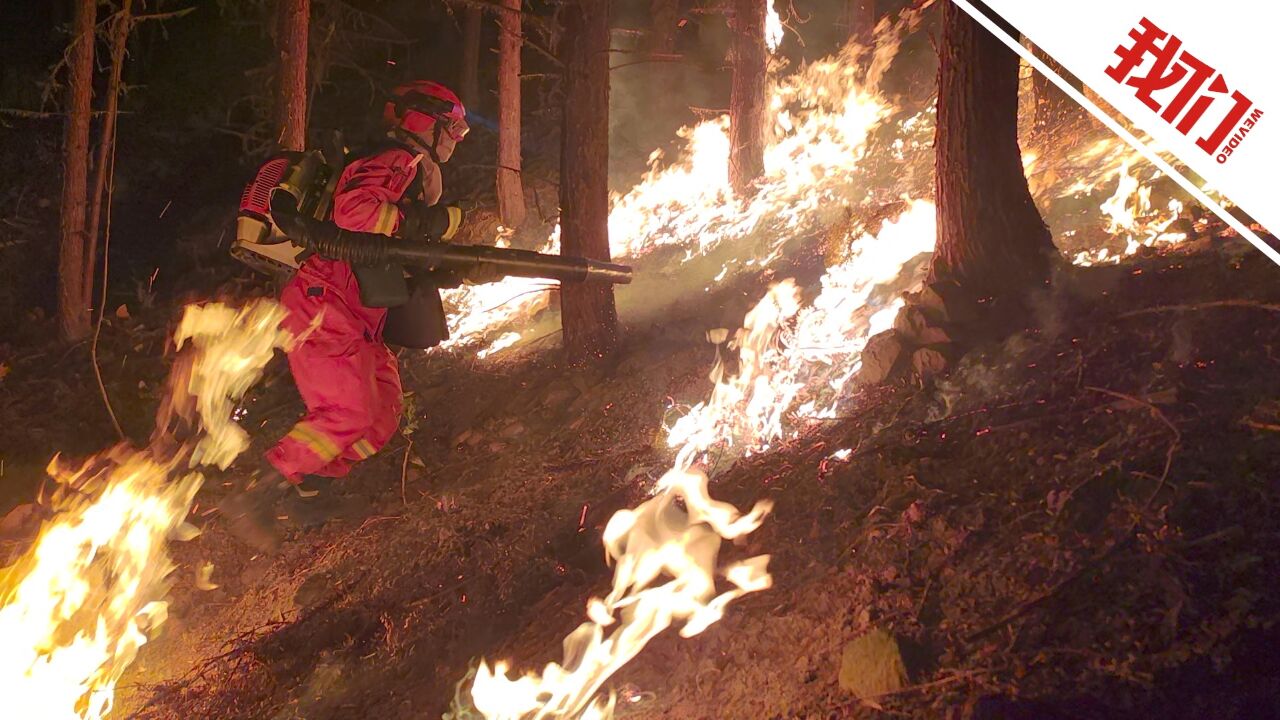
[287,422,342,462]
[351,439,378,460]
[373,203,399,236]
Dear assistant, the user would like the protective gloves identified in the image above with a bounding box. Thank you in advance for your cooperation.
[399,203,464,242]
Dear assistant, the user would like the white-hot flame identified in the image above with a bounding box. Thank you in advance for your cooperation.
[469,193,941,716]
[0,300,290,719]
[765,0,784,53]
[439,40,893,355]
[469,285,797,720]
[1071,158,1188,266]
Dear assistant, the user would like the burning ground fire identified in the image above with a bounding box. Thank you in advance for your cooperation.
[438,23,1198,358]
[0,301,290,719]
[450,10,1212,718]
[455,141,1186,714]
[439,33,899,354]
[455,21,943,716]
[0,5,1223,719]
[457,139,1198,713]
[466,199,938,717]
[466,285,796,718]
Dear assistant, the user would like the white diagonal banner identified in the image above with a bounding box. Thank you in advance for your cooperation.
[952,0,1280,267]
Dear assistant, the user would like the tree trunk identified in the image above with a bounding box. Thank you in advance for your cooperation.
[458,4,482,109]
[559,0,618,365]
[84,0,134,310]
[928,1,1052,307]
[846,0,876,44]
[1031,45,1082,135]
[58,0,95,342]
[275,0,309,151]
[496,0,526,229]
[729,0,766,195]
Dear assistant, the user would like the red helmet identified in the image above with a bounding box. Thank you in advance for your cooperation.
[384,81,469,148]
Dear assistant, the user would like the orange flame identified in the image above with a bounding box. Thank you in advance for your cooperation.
[438,39,894,356]
[0,301,290,718]
[468,195,940,716]
[469,285,796,719]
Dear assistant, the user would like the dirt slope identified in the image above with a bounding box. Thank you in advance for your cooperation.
[108,237,1280,720]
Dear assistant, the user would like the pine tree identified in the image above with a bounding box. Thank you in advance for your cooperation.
[929,1,1053,309]
[729,0,766,194]
[559,0,618,365]
[57,0,95,341]
[275,0,309,152]
[496,0,527,229]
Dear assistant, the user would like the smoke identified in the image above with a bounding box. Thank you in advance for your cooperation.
[607,21,727,187]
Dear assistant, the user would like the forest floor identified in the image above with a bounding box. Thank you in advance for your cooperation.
[5,223,1280,719]
[3,31,1280,713]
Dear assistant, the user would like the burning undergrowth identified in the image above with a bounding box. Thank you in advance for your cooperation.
[0,301,291,718]
[2,4,1270,719]
[432,5,1217,363]
[448,246,1280,720]
[114,239,1280,720]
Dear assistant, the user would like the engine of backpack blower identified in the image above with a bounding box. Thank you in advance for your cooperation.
[234,146,345,277]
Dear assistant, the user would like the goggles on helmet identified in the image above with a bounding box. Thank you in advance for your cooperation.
[438,113,470,142]
[393,91,469,142]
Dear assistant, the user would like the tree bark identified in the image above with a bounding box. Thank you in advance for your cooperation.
[1031,45,1082,135]
[846,0,876,44]
[458,3,483,109]
[58,0,95,342]
[729,0,766,195]
[496,0,526,229]
[84,0,134,309]
[928,1,1053,306]
[559,0,618,365]
[275,0,309,151]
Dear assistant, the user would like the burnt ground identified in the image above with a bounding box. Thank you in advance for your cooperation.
[7,7,1274,716]
[0,233,1264,719]
[1,151,1279,719]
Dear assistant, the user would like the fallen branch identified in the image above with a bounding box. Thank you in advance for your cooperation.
[133,7,198,23]
[1119,299,1280,318]
[1242,417,1280,433]
[401,438,413,507]
[0,108,134,119]
[1085,385,1180,510]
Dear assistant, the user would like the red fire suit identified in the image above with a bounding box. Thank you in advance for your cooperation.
[265,145,433,482]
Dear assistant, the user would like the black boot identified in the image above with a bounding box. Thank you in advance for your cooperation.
[219,471,292,552]
[279,475,343,529]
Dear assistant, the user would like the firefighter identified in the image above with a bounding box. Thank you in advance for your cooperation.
[223,80,470,547]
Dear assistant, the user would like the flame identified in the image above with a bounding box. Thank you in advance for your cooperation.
[1071,159,1187,266]
[437,1,1204,357]
[468,197,940,716]
[439,39,895,355]
[788,200,935,419]
[468,285,794,719]
[0,300,290,718]
[765,0,784,53]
